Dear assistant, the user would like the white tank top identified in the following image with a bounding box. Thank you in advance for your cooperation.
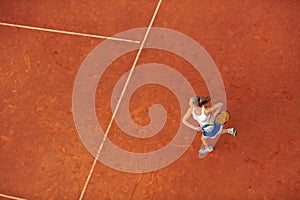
[192,106,213,131]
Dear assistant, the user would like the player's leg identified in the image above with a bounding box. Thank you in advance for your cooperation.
[201,136,208,146]
[221,128,237,136]
[201,136,213,152]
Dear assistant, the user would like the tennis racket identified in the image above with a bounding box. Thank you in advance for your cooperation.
[201,111,231,130]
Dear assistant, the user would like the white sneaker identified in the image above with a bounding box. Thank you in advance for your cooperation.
[207,146,214,152]
[228,128,237,136]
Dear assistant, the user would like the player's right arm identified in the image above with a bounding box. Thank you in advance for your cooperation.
[182,107,199,132]
[206,102,223,122]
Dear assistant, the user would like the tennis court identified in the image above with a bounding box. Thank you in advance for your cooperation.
[0,0,299,199]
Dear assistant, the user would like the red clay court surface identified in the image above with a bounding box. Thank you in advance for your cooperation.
[0,0,299,199]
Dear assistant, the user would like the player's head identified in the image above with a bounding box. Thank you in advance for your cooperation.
[189,96,211,107]
[190,96,200,107]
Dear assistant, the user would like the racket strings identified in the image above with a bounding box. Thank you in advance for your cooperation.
[215,112,230,124]
[201,111,231,130]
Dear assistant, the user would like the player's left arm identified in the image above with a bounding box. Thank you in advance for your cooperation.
[206,103,223,120]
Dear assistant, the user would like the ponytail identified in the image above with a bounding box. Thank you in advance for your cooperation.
[199,96,211,106]
[191,96,212,107]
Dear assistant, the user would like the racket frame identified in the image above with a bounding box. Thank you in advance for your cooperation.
[201,110,231,130]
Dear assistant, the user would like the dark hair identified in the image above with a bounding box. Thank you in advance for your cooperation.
[199,96,211,106]
[191,96,211,107]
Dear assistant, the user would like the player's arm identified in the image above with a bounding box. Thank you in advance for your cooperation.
[206,103,223,120]
[182,107,199,132]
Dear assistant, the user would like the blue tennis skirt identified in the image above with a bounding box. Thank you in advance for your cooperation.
[202,123,223,138]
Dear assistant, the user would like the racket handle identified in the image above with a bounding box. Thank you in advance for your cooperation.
[201,122,215,130]
[201,124,209,130]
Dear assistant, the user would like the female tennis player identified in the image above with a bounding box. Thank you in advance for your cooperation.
[182,96,236,155]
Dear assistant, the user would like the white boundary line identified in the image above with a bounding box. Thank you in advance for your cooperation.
[78,0,163,199]
[0,193,26,200]
[0,22,140,43]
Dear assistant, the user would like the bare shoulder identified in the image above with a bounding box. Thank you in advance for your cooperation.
[204,106,211,114]
[187,106,193,113]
